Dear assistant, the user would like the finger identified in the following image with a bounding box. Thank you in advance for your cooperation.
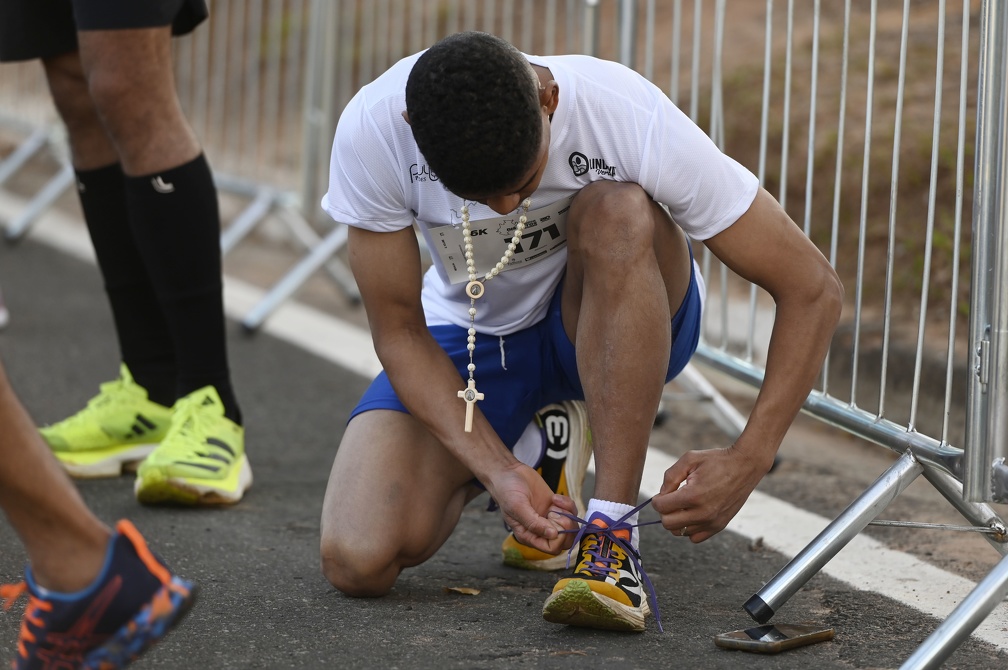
[658,463,690,495]
[652,479,692,514]
[688,528,716,543]
[511,523,558,553]
[510,507,559,541]
[550,493,579,516]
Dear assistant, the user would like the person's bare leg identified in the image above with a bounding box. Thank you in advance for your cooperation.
[320,410,481,597]
[0,361,110,591]
[76,28,199,175]
[41,51,117,169]
[562,181,693,505]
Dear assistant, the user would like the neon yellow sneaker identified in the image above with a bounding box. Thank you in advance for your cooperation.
[39,364,172,478]
[134,386,252,506]
[502,400,592,571]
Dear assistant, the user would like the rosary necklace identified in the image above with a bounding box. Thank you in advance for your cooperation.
[457,198,531,432]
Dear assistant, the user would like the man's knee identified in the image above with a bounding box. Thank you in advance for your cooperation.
[42,53,94,123]
[320,532,397,598]
[569,181,657,259]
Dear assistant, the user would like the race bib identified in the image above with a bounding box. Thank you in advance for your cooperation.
[429,196,575,285]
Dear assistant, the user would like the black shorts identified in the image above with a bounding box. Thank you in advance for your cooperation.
[0,0,208,62]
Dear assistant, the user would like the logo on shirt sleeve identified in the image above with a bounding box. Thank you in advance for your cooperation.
[569,151,616,178]
[569,152,589,176]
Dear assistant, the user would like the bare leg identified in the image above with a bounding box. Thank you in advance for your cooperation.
[76,28,200,175]
[0,361,110,591]
[320,410,482,597]
[562,181,693,505]
[41,51,117,170]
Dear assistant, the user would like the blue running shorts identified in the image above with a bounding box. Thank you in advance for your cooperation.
[350,247,703,451]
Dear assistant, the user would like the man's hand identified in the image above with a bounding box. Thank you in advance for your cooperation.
[651,445,773,543]
[486,462,579,554]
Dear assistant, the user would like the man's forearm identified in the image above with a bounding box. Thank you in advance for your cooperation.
[374,328,518,483]
[734,277,842,465]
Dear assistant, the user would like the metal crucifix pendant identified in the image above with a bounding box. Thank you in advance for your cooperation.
[457,378,484,432]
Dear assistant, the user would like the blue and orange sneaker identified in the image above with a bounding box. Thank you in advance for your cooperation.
[0,520,196,669]
[542,505,661,632]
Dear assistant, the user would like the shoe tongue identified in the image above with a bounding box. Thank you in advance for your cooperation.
[588,512,631,542]
[179,386,222,411]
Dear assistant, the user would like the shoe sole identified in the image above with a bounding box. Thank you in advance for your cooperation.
[542,579,647,632]
[81,577,198,669]
[55,444,158,479]
[502,544,569,571]
[134,455,253,506]
[501,400,593,572]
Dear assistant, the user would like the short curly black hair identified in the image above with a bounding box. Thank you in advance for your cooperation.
[405,31,542,198]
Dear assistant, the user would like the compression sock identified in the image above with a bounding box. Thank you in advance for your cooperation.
[75,163,176,406]
[123,154,242,425]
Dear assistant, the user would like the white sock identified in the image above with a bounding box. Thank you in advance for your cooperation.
[586,498,639,551]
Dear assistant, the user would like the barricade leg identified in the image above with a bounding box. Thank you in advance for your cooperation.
[3,163,74,242]
[745,450,925,623]
[240,225,349,332]
[899,552,1008,670]
[0,126,50,186]
[220,188,275,255]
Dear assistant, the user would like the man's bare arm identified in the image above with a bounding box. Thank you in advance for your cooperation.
[347,225,575,549]
[653,188,843,541]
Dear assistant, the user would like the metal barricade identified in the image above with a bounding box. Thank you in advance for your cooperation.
[1,1,1006,666]
[651,1,1007,668]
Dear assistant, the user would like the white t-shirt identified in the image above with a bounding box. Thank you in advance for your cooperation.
[322,52,759,336]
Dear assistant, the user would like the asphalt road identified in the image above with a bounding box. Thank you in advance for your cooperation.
[1,230,1007,669]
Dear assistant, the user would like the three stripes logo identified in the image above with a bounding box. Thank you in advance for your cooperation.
[125,413,159,439]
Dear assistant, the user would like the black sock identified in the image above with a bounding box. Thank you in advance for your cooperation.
[123,154,242,425]
[75,163,176,406]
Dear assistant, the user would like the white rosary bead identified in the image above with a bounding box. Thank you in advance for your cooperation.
[458,197,531,431]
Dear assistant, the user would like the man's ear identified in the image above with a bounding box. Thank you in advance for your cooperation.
[539,82,559,116]
[401,110,411,125]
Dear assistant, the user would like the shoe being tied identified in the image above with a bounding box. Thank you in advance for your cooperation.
[502,401,593,571]
[0,520,197,670]
[134,386,252,506]
[542,508,661,632]
[40,364,172,478]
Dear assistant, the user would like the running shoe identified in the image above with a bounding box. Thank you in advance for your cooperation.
[542,509,661,632]
[39,364,172,478]
[501,401,593,571]
[0,520,197,669]
[134,386,252,505]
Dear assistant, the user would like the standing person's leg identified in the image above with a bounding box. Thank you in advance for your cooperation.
[0,0,177,478]
[0,358,196,668]
[71,16,249,505]
[38,51,178,477]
